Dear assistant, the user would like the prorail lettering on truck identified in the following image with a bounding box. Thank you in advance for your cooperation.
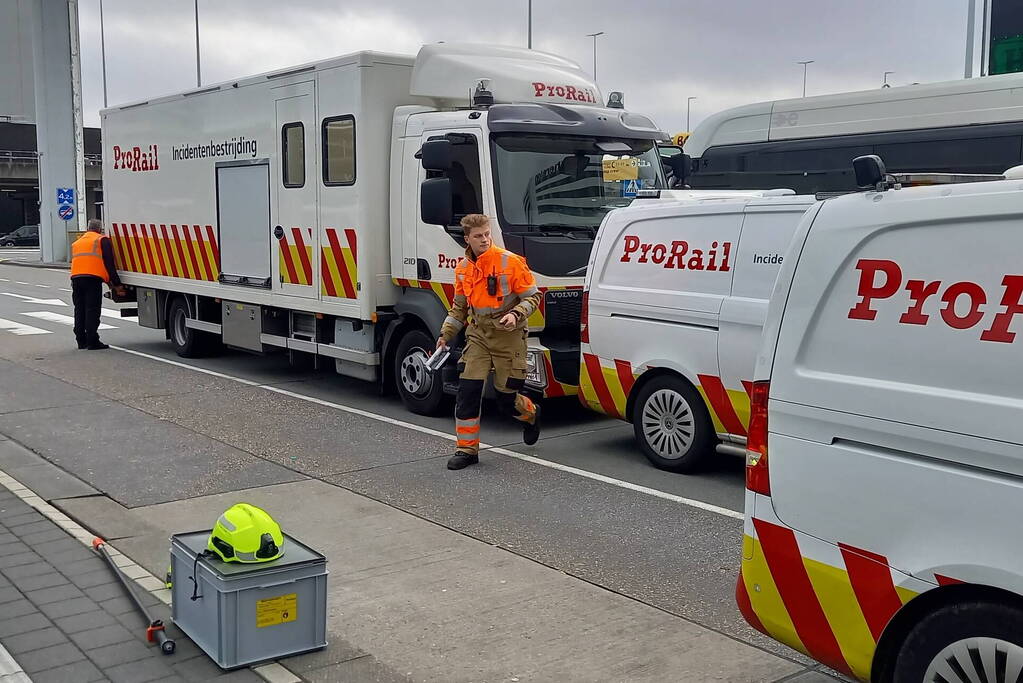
[619,236,732,271]
[849,258,1023,343]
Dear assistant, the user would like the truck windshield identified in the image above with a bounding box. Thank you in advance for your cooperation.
[491,134,665,233]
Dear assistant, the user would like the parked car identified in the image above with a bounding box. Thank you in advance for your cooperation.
[0,224,39,247]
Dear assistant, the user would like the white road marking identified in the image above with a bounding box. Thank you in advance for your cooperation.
[0,278,9,282]
[34,284,50,288]
[112,346,743,520]
[15,282,30,286]
[101,309,137,322]
[1,293,68,306]
[0,317,51,335]
[58,288,71,292]
[22,311,115,329]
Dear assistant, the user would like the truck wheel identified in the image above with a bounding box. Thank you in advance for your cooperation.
[631,375,714,473]
[394,329,446,416]
[891,600,1023,683]
[167,298,205,358]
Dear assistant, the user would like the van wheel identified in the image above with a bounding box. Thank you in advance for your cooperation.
[631,376,714,473]
[394,329,446,416]
[891,601,1023,683]
[167,298,205,358]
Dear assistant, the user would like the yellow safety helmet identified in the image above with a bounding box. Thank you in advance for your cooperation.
[207,503,284,563]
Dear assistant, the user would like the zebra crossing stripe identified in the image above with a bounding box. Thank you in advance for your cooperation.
[0,318,50,335]
[22,311,116,329]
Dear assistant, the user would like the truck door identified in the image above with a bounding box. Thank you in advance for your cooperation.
[272,84,319,299]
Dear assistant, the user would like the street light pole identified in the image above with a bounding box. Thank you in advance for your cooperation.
[586,31,604,80]
[965,0,977,77]
[883,71,895,87]
[797,60,814,97]
[686,96,696,131]
[99,0,108,107]
[527,0,532,48]
[194,0,201,87]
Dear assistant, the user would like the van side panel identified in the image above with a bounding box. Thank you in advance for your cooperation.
[766,187,1023,598]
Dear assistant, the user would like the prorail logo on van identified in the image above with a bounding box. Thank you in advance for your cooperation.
[619,236,732,271]
[849,258,1023,344]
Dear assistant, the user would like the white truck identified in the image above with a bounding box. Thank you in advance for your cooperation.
[578,190,816,471]
[101,43,667,414]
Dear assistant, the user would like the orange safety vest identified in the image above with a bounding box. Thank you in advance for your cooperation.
[70,231,110,282]
[454,245,537,316]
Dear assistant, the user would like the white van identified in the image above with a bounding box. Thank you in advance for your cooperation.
[579,190,817,471]
[739,159,1023,682]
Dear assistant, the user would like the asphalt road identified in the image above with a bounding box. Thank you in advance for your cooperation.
[0,260,843,681]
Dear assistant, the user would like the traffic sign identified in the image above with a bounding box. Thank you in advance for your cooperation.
[622,179,640,198]
[56,187,75,205]
[58,204,75,221]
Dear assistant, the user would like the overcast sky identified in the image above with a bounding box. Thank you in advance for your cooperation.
[78,0,976,132]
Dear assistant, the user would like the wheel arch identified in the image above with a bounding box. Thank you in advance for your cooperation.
[624,363,703,423]
[872,583,1023,682]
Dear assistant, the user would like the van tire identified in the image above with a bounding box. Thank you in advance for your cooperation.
[631,375,714,473]
[167,298,205,358]
[394,329,446,416]
[890,600,1023,683]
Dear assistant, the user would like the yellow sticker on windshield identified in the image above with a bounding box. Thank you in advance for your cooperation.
[602,158,640,181]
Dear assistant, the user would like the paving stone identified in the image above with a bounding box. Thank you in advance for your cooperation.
[3,512,44,528]
[3,562,56,579]
[24,527,72,546]
[86,639,154,669]
[0,585,22,604]
[82,579,126,603]
[0,626,69,655]
[58,557,107,578]
[0,611,49,638]
[0,568,12,586]
[23,583,86,605]
[32,537,84,560]
[10,571,68,592]
[54,608,117,632]
[215,668,265,682]
[70,568,117,589]
[11,642,86,673]
[0,549,41,569]
[104,655,176,683]
[150,676,188,683]
[169,652,227,680]
[99,595,139,616]
[2,597,39,619]
[29,660,106,683]
[45,546,98,567]
[8,520,53,535]
[68,622,136,650]
[39,596,98,620]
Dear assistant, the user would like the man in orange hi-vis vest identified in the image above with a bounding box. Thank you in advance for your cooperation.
[70,219,124,350]
[436,214,542,470]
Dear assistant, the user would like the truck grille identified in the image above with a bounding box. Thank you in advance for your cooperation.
[543,289,583,332]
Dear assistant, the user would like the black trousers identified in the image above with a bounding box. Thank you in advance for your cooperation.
[71,276,103,347]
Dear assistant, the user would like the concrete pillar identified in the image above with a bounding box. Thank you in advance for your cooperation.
[30,0,86,263]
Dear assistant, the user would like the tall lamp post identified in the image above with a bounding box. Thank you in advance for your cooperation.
[99,0,108,107]
[883,71,895,88]
[797,59,814,97]
[586,31,604,80]
[527,0,532,48]
[194,0,202,87]
[686,96,696,131]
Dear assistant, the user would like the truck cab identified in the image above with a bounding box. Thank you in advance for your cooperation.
[387,44,667,413]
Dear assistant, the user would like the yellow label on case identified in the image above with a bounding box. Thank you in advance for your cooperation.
[256,593,297,628]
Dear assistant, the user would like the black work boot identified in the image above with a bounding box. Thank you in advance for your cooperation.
[447,452,479,470]
[86,342,110,350]
[523,404,541,446]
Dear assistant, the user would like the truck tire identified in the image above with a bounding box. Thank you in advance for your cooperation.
[631,375,715,473]
[890,600,1023,683]
[167,298,205,358]
[394,329,446,416]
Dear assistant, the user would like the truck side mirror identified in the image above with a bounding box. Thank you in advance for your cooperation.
[420,140,453,172]
[853,155,887,189]
[421,177,453,227]
[666,153,691,187]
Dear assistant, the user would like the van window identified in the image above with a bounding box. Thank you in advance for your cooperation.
[322,116,355,186]
[281,123,304,188]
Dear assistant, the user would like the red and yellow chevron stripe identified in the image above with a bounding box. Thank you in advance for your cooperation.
[321,228,358,299]
[392,278,456,309]
[540,351,577,398]
[279,227,313,286]
[579,352,754,435]
[739,518,921,681]
[110,223,219,281]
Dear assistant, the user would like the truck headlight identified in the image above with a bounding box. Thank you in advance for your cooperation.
[525,350,546,388]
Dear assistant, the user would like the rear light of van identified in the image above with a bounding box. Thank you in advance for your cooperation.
[580,291,590,343]
[745,381,771,495]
